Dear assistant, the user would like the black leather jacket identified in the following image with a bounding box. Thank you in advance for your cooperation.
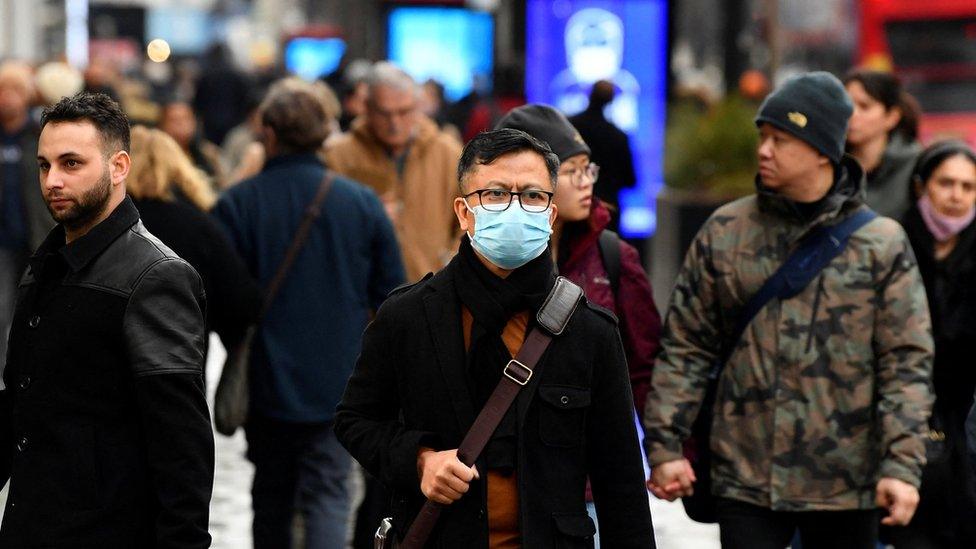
[0,196,214,548]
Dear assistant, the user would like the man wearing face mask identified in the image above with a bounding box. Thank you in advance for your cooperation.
[335,128,655,548]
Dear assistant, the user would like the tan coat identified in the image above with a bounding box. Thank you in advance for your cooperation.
[324,116,462,282]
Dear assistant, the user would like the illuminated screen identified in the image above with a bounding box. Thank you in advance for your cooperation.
[146,8,212,55]
[387,7,494,101]
[526,0,668,237]
[285,38,347,81]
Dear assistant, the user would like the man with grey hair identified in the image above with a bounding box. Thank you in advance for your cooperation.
[325,61,462,283]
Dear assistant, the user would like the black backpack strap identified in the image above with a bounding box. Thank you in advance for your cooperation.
[536,276,584,336]
[598,230,622,297]
[711,208,878,378]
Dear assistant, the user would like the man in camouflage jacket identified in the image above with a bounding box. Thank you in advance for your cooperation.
[644,72,934,549]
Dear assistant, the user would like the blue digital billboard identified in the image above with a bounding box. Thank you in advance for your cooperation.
[526,0,668,237]
[388,7,494,102]
[285,38,347,81]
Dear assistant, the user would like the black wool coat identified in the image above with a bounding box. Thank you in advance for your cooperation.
[0,197,215,548]
[334,256,655,549]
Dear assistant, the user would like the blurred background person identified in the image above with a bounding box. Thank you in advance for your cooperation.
[192,43,251,146]
[844,69,921,219]
[463,63,526,142]
[213,78,404,549]
[495,104,661,546]
[158,98,227,189]
[893,140,976,548]
[324,61,462,282]
[419,78,450,129]
[127,125,261,360]
[221,89,266,181]
[0,60,53,379]
[82,55,121,103]
[570,80,637,229]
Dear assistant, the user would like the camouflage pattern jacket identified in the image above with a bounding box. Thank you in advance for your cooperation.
[644,157,934,511]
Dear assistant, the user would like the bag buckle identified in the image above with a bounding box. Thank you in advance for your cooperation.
[503,359,532,386]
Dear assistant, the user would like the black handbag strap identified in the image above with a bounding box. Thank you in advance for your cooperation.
[710,207,878,378]
[259,172,335,317]
[598,229,622,297]
[400,277,584,549]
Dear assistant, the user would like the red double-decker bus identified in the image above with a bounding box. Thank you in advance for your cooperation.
[859,0,976,145]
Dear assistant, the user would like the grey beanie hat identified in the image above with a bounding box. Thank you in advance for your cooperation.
[755,71,854,163]
[494,104,591,162]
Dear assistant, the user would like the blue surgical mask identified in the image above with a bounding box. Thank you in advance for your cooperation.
[465,203,553,270]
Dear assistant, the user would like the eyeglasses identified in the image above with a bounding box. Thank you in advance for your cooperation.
[559,163,600,187]
[463,188,554,213]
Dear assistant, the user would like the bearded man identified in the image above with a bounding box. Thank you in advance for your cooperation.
[0,92,215,547]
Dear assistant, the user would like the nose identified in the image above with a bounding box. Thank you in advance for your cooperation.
[758,137,773,160]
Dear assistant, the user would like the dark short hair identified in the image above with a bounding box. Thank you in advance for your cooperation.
[843,69,919,142]
[40,92,130,154]
[909,139,976,200]
[457,128,560,193]
[260,80,329,154]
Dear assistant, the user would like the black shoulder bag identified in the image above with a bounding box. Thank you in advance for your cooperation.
[681,208,877,523]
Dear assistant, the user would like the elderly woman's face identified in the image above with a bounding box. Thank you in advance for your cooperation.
[924,153,976,218]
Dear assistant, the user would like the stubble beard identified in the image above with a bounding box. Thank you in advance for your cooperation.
[47,169,113,232]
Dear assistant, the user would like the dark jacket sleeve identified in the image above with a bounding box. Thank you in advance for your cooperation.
[587,317,656,548]
[334,298,438,494]
[123,259,215,549]
[366,191,406,310]
[615,241,661,415]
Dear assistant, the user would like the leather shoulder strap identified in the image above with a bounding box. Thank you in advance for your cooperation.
[261,171,335,316]
[536,276,584,335]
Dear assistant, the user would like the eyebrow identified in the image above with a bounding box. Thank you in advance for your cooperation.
[37,152,84,162]
[483,179,550,190]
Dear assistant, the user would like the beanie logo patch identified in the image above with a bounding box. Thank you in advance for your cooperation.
[574,132,585,144]
[788,112,808,128]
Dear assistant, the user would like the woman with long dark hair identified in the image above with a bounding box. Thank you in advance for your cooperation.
[893,140,976,548]
[844,69,921,219]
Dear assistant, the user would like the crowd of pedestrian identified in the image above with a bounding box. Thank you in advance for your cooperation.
[0,43,974,549]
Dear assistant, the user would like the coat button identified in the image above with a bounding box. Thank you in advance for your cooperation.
[560,395,570,405]
[16,436,27,451]
[27,315,40,329]
[17,376,30,390]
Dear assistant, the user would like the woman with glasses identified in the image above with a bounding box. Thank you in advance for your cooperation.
[496,104,661,545]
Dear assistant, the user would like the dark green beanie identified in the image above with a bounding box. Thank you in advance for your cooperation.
[755,71,853,163]
[494,104,591,162]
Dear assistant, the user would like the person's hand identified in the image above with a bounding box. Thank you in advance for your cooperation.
[417,448,479,505]
[647,458,696,501]
[876,477,920,526]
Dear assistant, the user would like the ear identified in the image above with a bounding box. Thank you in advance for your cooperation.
[548,203,559,226]
[454,196,474,235]
[110,151,130,186]
[883,106,903,132]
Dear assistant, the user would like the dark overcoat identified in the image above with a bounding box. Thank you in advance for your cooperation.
[334,257,655,549]
[0,197,214,548]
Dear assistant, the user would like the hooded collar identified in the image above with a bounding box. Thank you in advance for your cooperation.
[756,154,866,230]
[30,195,140,274]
